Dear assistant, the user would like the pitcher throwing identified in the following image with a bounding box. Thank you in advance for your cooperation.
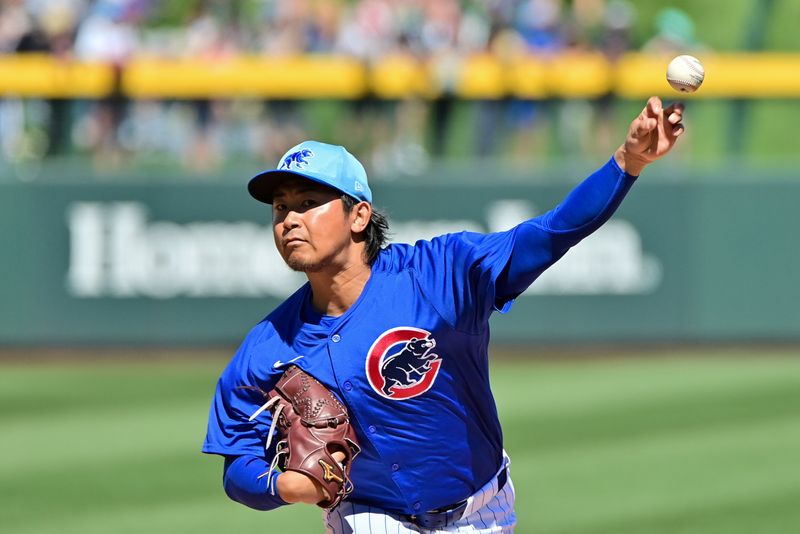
[203,97,685,532]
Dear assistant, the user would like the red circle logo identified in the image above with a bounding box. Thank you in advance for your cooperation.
[365,327,442,400]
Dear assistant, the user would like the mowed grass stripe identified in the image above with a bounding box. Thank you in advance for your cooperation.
[2,398,211,475]
[0,362,225,421]
[1,450,219,527]
[489,356,800,533]
[510,415,800,532]
[1,353,799,534]
[492,355,800,453]
[6,493,324,534]
[491,355,800,418]
[555,487,800,534]
[499,380,800,453]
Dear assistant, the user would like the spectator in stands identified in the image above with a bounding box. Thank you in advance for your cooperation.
[73,0,140,169]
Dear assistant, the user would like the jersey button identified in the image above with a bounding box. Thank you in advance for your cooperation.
[343,381,353,391]
[331,334,341,343]
[368,425,377,434]
[391,463,400,472]
[413,502,421,511]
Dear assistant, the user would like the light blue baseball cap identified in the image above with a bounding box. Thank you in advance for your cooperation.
[248,140,372,204]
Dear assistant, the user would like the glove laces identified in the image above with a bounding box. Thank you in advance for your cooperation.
[248,397,286,493]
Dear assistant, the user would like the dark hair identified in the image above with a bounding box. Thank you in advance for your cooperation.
[341,194,389,265]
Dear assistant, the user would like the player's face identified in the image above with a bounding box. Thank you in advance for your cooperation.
[271,180,354,272]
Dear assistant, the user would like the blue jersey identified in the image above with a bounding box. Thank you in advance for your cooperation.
[203,156,636,515]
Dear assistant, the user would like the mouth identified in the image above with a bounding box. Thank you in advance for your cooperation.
[284,237,306,247]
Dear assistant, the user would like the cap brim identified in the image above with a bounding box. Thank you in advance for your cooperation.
[248,169,345,204]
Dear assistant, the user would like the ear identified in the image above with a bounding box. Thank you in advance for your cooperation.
[350,201,372,233]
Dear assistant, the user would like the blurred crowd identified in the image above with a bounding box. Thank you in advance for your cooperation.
[0,0,700,178]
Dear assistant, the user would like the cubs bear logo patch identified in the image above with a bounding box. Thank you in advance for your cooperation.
[279,149,314,170]
[365,327,442,400]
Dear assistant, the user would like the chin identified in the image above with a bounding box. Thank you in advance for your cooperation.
[286,260,320,273]
[285,255,327,273]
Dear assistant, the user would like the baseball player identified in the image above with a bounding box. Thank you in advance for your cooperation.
[203,96,685,532]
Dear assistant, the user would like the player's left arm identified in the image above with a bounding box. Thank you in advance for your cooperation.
[494,97,684,301]
[223,455,289,510]
[222,453,342,508]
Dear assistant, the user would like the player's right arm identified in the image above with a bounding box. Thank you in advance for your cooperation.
[386,98,686,334]
[493,151,635,301]
[493,97,685,303]
[614,96,685,177]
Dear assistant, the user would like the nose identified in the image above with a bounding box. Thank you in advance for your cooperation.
[282,209,301,229]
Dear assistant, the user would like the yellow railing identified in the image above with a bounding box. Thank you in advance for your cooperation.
[1,53,799,99]
[0,55,113,98]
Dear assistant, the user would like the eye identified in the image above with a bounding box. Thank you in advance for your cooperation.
[301,199,317,208]
[273,203,286,212]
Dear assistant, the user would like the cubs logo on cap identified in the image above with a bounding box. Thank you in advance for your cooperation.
[279,149,314,171]
[248,140,372,204]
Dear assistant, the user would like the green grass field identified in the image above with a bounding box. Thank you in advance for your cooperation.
[2,348,799,534]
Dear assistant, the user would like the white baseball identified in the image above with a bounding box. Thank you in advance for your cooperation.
[666,55,705,93]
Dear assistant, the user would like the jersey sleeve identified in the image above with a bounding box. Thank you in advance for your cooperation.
[409,229,518,333]
[203,325,290,511]
[223,455,288,511]
[202,327,274,457]
[493,155,637,303]
[409,155,636,333]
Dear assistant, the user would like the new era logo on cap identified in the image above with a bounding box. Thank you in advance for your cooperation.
[248,141,372,205]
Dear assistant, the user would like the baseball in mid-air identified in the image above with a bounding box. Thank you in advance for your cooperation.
[666,55,705,93]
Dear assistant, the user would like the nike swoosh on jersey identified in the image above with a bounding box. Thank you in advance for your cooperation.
[273,355,305,368]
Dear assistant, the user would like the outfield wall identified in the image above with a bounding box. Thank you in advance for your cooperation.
[1,170,797,345]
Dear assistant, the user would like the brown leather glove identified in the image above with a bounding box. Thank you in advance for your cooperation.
[248,366,360,509]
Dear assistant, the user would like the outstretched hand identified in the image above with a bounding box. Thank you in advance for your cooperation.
[614,96,685,176]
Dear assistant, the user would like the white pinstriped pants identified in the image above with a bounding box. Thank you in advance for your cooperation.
[324,456,516,533]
